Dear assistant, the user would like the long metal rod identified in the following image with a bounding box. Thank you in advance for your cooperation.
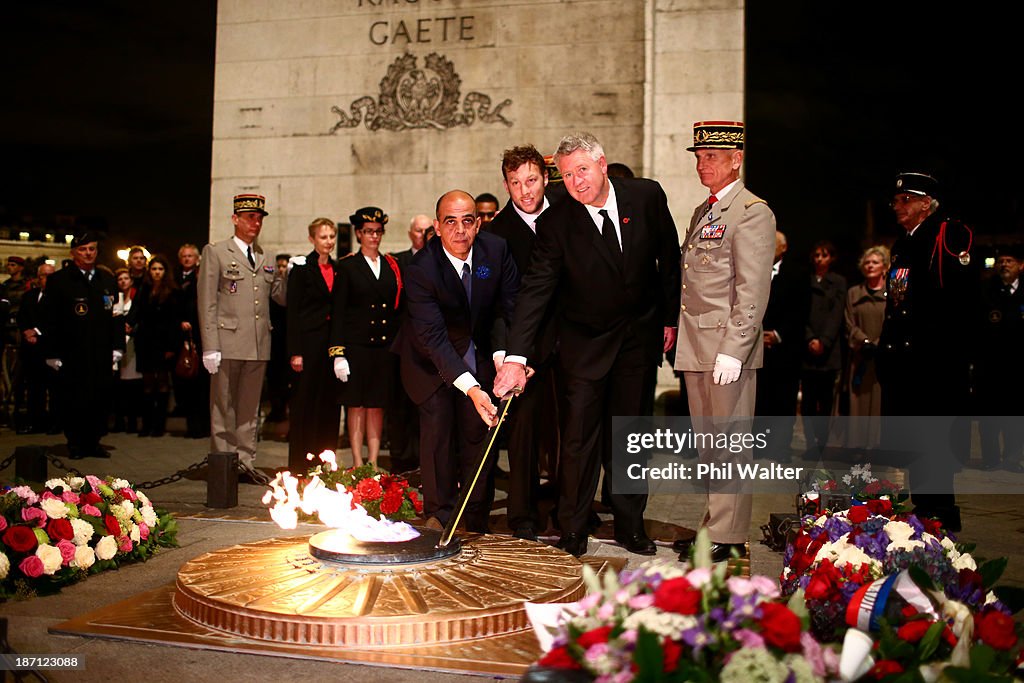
[437,394,516,548]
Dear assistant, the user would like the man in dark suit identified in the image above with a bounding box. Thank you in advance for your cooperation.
[40,232,125,459]
[16,262,56,434]
[494,132,681,557]
[754,230,809,461]
[174,243,210,438]
[487,144,561,541]
[386,213,432,473]
[392,190,519,533]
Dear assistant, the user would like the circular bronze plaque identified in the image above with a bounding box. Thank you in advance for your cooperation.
[173,534,585,648]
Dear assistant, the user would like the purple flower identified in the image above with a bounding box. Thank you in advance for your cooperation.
[852,528,890,559]
[680,626,716,655]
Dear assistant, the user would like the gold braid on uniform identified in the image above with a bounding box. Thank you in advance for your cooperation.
[745,199,768,209]
[328,346,346,358]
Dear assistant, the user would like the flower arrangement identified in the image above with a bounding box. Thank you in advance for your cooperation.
[528,530,838,682]
[799,464,907,516]
[781,504,994,644]
[1,475,178,601]
[836,566,1024,681]
[277,451,422,523]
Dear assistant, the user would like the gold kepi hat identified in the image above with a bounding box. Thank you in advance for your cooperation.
[686,120,744,151]
[233,193,268,215]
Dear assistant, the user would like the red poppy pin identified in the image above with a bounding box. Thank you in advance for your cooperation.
[622,217,630,224]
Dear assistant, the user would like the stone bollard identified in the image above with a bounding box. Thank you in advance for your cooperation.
[14,445,48,483]
[206,452,239,508]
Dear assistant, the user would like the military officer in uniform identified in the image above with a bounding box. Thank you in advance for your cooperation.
[198,194,275,484]
[878,172,973,531]
[672,121,776,562]
[40,232,125,459]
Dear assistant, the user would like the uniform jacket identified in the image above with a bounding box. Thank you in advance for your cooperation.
[507,177,681,380]
[197,237,273,361]
[39,266,125,373]
[286,250,338,361]
[391,230,518,405]
[329,251,401,352]
[675,181,775,371]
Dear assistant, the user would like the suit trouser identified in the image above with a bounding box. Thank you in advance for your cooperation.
[683,370,755,544]
[210,359,266,468]
[559,340,651,538]
[506,363,560,531]
[418,383,490,530]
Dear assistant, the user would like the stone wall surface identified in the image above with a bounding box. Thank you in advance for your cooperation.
[211,0,744,261]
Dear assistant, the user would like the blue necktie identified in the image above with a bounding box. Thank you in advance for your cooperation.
[461,263,476,373]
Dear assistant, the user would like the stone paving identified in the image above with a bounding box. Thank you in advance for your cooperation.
[2,413,1022,682]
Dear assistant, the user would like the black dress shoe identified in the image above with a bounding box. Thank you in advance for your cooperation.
[556,533,588,558]
[615,532,657,556]
[707,542,746,563]
[513,526,538,541]
[672,537,695,553]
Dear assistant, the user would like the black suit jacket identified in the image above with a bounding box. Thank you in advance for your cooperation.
[507,177,680,379]
[487,198,560,363]
[762,257,810,369]
[287,250,338,361]
[391,230,519,405]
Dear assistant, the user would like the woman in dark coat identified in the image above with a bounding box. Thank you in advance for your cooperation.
[285,217,342,474]
[127,254,183,437]
[330,207,401,468]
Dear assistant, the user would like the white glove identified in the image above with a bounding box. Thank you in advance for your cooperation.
[203,350,222,375]
[112,350,123,364]
[287,255,306,272]
[46,358,62,371]
[334,357,350,382]
[712,353,742,385]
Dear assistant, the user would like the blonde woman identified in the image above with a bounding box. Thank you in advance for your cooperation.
[845,245,889,448]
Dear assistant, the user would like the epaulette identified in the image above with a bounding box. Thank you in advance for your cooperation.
[745,198,768,209]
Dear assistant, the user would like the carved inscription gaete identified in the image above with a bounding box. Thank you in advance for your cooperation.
[328,53,512,133]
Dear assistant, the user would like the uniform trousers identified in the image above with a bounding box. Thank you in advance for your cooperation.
[683,370,755,544]
[210,358,266,467]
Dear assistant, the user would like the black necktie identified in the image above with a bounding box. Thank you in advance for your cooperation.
[461,263,476,373]
[247,246,255,269]
[598,209,622,267]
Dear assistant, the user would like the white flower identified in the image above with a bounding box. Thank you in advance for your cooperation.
[884,521,914,543]
[68,476,86,491]
[842,474,852,486]
[95,535,118,560]
[120,500,135,516]
[0,552,9,580]
[984,590,998,606]
[952,553,977,571]
[836,544,874,568]
[137,491,151,507]
[36,544,63,575]
[140,505,158,527]
[621,607,696,638]
[129,523,141,544]
[70,518,94,546]
[110,478,131,490]
[72,545,96,569]
[40,497,69,519]
[45,478,67,490]
[887,539,925,553]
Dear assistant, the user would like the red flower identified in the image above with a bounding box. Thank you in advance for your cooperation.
[577,625,613,649]
[80,492,102,505]
[653,577,702,615]
[870,660,904,678]
[661,638,682,672]
[104,515,121,536]
[866,498,893,516]
[2,525,39,553]
[47,518,75,542]
[18,554,45,578]
[975,610,1018,651]
[921,517,943,536]
[408,489,423,513]
[380,488,403,516]
[958,568,983,591]
[538,646,580,669]
[759,603,802,652]
[896,619,933,643]
[356,478,384,502]
[847,505,870,524]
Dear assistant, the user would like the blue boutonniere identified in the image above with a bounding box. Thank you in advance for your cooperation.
[474,265,491,280]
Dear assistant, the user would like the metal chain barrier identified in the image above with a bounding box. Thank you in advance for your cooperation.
[0,452,15,472]
[43,453,83,478]
[134,455,209,490]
